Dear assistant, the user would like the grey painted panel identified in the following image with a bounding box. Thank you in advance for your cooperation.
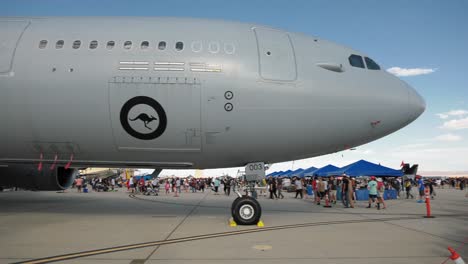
[0,20,29,73]
[254,27,297,81]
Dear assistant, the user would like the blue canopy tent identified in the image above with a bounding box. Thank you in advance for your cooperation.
[299,166,318,177]
[325,160,403,177]
[278,170,292,177]
[288,168,305,178]
[269,171,283,177]
[266,171,278,177]
[313,164,340,177]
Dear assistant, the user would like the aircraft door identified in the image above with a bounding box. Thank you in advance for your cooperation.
[253,27,297,81]
[0,21,29,73]
[109,77,202,153]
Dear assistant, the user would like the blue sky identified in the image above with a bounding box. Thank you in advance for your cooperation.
[3,0,467,174]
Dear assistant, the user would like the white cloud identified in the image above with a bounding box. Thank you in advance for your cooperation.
[440,117,468,130]
[436,109,468,119]
[434,133,462,142]
[387,67,436,77]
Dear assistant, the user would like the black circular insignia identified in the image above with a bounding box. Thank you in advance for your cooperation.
[120,96,167,140]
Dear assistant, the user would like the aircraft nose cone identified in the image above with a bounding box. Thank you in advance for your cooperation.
[408,85,426,120]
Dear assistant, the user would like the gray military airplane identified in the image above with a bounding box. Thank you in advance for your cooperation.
[0,17,425,224]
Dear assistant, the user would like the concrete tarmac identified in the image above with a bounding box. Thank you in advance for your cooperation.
[0,187,467,264]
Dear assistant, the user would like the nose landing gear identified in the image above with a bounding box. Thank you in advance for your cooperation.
[230,162,266,225]
[231,195,262,225]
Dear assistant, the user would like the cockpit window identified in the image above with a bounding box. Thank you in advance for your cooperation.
[364,57,381,70]
[348,54,365,68]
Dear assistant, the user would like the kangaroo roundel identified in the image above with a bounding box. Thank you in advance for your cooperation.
[120,96,167,140]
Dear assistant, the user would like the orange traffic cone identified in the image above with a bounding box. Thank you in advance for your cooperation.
[448,247,466,264]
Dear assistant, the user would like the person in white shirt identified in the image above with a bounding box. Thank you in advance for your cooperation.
[295,178,303,199]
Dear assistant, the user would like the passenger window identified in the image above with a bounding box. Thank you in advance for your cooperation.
[348,54,365,68]
[191,41,202,52]
[39,40,48,49]
[158,41,166,50]
[89,40,98,49]
[364,57,381,70]
[72,40,81,49]
[141,41,149,49]
[106,41,115,50]
[124,41,132,49]
[208,42,220,53]
[56,40,64,49]
[175,41,183,51]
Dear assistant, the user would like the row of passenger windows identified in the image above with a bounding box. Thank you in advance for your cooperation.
[348,54,381,70]
[39,40,184,51]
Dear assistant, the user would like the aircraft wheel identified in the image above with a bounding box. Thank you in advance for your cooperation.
[232,196,261,225]
[231,196,243,217]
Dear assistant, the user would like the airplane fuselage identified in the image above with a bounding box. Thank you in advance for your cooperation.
[0,17,425,169]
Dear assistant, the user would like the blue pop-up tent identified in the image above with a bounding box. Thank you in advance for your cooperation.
[288,168,305,178]
[277,170,292,177]
[313,165,340,177]
[299,166,318,177]
[325,160,403,177]
[272,171,285,177]
[266,171,277,177]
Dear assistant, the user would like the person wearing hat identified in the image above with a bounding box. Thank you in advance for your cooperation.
[367,176,379,209]
[376,178,386,209]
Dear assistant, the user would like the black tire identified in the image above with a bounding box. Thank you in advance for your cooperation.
[232,196,262,225]
[231,196,243,217]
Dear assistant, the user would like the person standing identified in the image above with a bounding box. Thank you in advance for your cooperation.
[393,178,401,198]
[341,175,350,208]
[269,178,278,199]
[200,179,205,192]
[428,179,435,199]
[367,176,378,209]
[130,176,135,193]
[214,178,220,195]
[417,176,425,203]
[317,178,325,205]
[349,178,356,208]
[164,180,170,195]
[75,177,83,193]
[295,178,303,199]
[312,177,319,204]
[329,177,337,204]
[110,177,116,191]
[376,178,386,209]
[225,178,231,196]
[276,178,284,199]
[405,179,414,199]
[175,178,181,197]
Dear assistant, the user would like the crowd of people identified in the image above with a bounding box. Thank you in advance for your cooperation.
[70,174,467,209]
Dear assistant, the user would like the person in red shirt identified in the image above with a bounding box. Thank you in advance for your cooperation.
[75,177,83,193]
